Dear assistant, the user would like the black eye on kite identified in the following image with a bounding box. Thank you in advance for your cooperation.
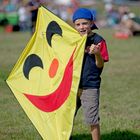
[23,54,43,79]
[46,21,62,47]
[23,21,62,79]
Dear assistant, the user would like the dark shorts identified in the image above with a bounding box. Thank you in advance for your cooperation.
[80,89,100,125]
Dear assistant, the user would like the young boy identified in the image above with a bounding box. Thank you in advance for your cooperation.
[72,8,109,140]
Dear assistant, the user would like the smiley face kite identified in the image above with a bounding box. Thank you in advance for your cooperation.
[6,6,86,140]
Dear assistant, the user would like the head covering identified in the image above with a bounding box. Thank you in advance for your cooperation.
[72,8,98,29]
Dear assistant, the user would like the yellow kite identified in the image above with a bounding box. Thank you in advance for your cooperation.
[6,6,86,140]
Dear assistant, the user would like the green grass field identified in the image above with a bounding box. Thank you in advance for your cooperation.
[0,29,140,140]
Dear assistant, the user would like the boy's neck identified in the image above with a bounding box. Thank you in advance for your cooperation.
[88,31,94,37]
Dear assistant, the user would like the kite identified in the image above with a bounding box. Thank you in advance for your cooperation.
[6,6,86,140]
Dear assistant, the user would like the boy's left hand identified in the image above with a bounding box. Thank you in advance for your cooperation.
[89,43,101,55]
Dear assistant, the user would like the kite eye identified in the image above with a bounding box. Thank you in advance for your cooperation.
[23,54,43,79]
[49,58,59,78]
[46,21,62,47]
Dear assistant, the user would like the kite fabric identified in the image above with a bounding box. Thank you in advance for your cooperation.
[6,6,87,140]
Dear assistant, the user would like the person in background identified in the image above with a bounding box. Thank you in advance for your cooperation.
[18,2,29,31]
[72,8,109,140]
[26,0,40,34]
[4,0,16,12]
[115,5,140,37]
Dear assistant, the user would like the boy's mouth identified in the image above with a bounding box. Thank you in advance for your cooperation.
[80,30,87,35]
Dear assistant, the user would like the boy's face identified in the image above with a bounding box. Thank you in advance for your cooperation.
[74,19,92,36]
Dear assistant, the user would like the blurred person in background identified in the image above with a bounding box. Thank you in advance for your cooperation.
[115,5,140,37]
[26,0,40,34]
[3,0,16,12]
[18,1,29,31]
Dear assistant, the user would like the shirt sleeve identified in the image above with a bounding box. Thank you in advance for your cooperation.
[100,40,109,62]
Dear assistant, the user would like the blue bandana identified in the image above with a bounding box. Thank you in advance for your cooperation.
[72,8,98,29]
[72,8,93,22]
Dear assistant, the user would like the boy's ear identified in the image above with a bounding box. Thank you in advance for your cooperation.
[90,21,94,27]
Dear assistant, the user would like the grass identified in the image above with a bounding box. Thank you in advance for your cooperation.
[0,29,140,140]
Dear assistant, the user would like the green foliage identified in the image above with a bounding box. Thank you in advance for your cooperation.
[0,30,140,140]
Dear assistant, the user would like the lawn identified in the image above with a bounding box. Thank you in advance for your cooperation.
[0,28,140,140]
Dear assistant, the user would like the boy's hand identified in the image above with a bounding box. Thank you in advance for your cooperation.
[89,43,101,55]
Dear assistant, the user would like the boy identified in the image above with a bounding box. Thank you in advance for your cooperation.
[72,8,109,140]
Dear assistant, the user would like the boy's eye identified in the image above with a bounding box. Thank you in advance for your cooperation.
[83,23,87,25]
[83,22,90,26]
[75,23,80,26]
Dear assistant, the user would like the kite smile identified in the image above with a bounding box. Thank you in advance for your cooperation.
[21,21,76,112]
[24,48,75,112]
